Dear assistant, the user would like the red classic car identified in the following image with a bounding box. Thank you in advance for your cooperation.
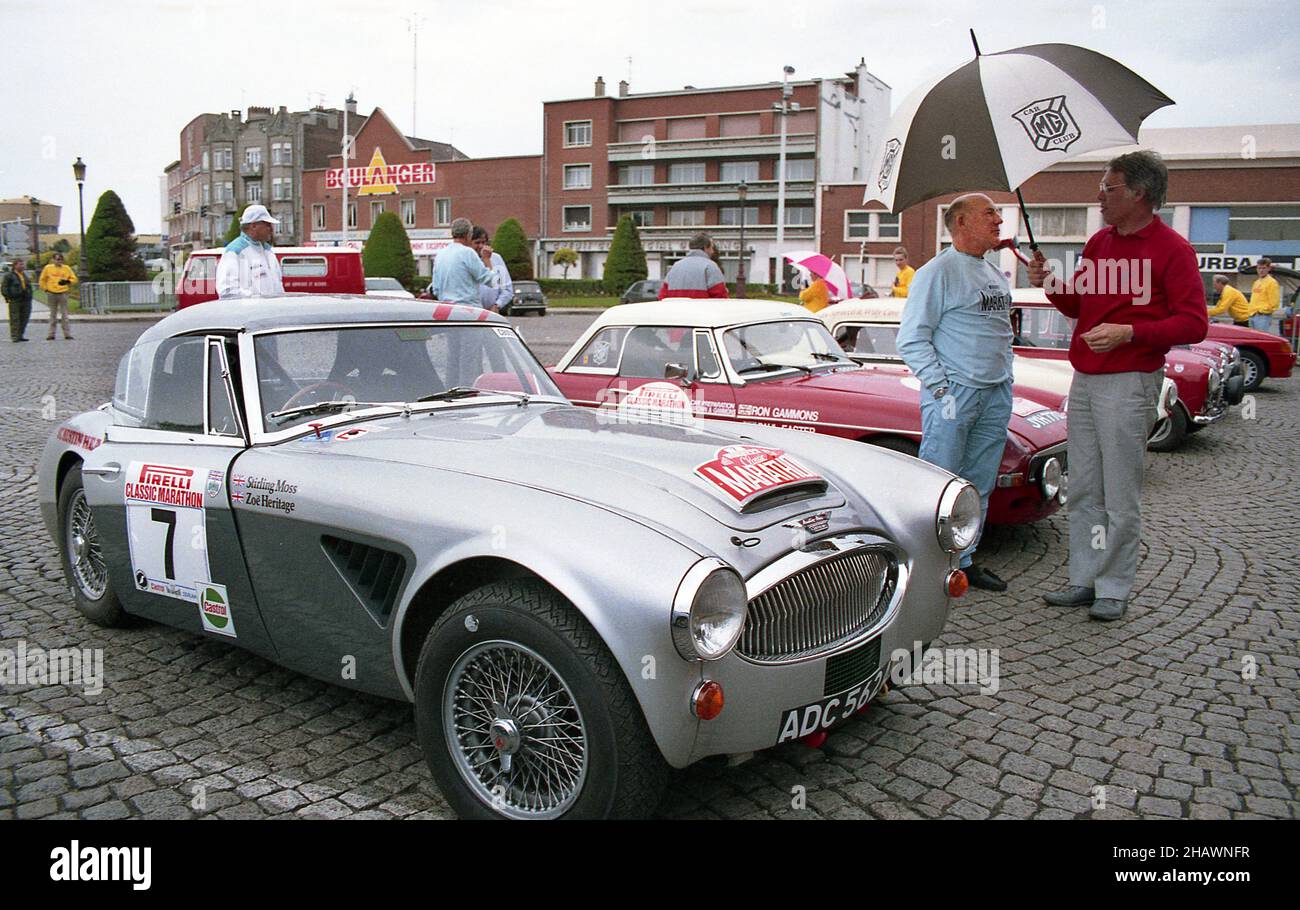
[1203,323,1295,391]
[1007,289,1235,450]
[549,300,1068,526]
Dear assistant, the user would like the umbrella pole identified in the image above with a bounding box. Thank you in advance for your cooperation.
[1016,188,1039,252]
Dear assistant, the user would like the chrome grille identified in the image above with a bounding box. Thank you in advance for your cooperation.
[739,547,897,663]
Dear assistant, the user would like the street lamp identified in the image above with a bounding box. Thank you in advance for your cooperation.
[774,64,797,291]
[30,196,41,260]
[736,180,748,298]
[72,157,87,279]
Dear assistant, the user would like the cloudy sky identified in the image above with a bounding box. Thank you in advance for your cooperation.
[3,0,1295,235]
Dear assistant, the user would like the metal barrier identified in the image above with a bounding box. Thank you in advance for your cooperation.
[81,282,173,314]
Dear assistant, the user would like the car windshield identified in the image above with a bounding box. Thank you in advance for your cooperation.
[1013,307,1075,349]
[516,282,540,292]
[366,278,404,291]
[252,323,563,432]
[722,320,851,374]
[835,323,900,357]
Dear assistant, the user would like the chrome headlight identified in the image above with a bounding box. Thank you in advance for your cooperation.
[937,480,981,554]
[671,560,748,661]
[1040,456,1062,500]
[1166,380,1177,406]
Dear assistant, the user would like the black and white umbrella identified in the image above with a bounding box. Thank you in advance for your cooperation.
[865,34,1173,243]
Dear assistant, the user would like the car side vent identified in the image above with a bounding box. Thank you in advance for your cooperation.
[320,535,407,624]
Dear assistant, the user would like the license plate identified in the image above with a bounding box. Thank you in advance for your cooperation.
[776,667,885,744]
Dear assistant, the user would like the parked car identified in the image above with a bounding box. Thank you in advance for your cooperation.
[40,295,979,819]
[364,276,415,298]
[549,299,1069,526]
[819,299,1184,452]
[506,280,547,316]
[620,279,664,304]
[176,247,365,308]
[1202,263,1298,390]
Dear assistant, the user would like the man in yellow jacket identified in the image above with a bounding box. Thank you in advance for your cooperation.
[38,252,78,340]
[1248,258,1281,333]
[1208,274,1253,325]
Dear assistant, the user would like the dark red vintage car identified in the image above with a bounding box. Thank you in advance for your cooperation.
[175,246,365,308]
[549,300,1068,526]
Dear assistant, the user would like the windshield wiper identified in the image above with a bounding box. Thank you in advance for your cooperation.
[417,386,532,406]
[810,351,851,363]
[266,399,387,424]
[738,361,813,376]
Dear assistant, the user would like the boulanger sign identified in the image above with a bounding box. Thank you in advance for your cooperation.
[325,147,435,195]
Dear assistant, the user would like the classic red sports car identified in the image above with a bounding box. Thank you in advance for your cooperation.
[1202,323,1295,391]
[549,300,1068,526]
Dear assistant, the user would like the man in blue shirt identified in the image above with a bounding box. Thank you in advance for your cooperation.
[897,193,1014,591]
[428,217,491,306]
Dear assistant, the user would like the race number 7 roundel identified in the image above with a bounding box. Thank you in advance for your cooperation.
[123,462,211,603]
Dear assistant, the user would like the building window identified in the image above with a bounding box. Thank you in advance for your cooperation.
[720,161,759,183]
[1228,204,1300,241]
[784,158,815,181]
[201,150,209,172]
[719,114,760,137]
[347,203,357,229]
[625,208,655,227]
[435,198,450,226]
[563,205,592,231]
[272,177,292,201]
[719,206,759,226]
[201,184,210,205]
[668,162,706,184]
[245,147,261,167]
[783,205,814,226]
[370,201,387,225]
[1021,206,1087,239]
[272,142,293,166]
[278,213,294,237]
[564,163,592,190]
[666,117,706,140]
[564,120,592,147]
[401,199,416,227]
[312,204,326,230]
[246,182,262,203]
[222,182,235,203]
[845,210,901,241]
[220,148,233,171]
[619,164,654,186]
[669,209,705,227]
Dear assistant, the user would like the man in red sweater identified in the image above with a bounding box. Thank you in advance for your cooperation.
[1028,150,1207,622]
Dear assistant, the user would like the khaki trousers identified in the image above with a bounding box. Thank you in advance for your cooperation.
[46,292,71,338]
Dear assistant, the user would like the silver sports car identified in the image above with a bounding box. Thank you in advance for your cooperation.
[39,297,979,819]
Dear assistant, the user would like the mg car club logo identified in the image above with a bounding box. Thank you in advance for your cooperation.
[877,138,902,191]
[1013,96,1081,152]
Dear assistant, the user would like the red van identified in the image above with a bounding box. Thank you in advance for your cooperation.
[176,246,365,308]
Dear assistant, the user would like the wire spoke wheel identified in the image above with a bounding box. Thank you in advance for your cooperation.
[443,640,588,819]
[66,488,107,600]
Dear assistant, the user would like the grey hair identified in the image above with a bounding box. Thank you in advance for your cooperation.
[1106,150,1168,210]
[688,232,714,251]
[943,194,981,232]
[450,217,473,239]
[1212,273,1231,284]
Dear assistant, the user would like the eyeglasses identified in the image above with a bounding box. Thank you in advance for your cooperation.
[1099,181,1127,194]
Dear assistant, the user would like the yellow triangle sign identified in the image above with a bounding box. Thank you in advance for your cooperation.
[358,147,397,196]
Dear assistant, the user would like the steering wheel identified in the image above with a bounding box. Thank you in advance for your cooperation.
[281,381,357,412]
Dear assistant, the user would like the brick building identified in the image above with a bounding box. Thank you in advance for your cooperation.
[301,104,540,278]
[820,123,1300,296]
[164,104,348,260]
[538,62,890,286]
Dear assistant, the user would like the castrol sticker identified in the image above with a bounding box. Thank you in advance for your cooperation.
[694,445,825,509]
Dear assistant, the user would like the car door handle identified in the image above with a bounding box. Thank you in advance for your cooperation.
[83,463,121,478]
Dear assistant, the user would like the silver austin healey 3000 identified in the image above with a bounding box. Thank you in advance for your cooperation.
[39,296,979,819]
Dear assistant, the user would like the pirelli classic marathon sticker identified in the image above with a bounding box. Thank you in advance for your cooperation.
[124,462,212,603]
[694,445,826,510]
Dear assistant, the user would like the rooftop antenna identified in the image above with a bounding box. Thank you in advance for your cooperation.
[405,12,425,136]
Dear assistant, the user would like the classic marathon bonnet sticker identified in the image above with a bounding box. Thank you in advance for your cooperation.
[694,445,826,510]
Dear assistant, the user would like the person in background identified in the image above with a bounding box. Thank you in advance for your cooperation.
[891,246,915,298]
[1249,257,1280,332]
[216,204,284,299]
[897,193,1014,592]
[799,275,831,313]
[428,218,492,307]
[38,252,78,340]
[1208,274,1252,326]
[1029,150,1208,623]
[3,258,33,342]
[659,233,728,299]
[477,240,514,313]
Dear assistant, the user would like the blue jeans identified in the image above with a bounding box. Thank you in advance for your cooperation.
[1248,313,1273,332]
[918,380,1013,568]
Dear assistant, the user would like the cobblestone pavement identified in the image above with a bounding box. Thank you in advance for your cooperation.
[1,321,1297,820]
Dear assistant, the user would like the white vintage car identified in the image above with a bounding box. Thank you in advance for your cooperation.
[818,299,1182,451]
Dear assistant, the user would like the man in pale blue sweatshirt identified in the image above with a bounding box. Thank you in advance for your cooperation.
[897,193,1014,591]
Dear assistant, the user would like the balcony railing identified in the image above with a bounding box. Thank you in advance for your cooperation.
[606,178,815,206]
[607,132,816,162]
[240,161,263,176]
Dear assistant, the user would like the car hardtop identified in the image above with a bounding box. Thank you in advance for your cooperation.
[134,294,508,345]
[589,298,817,331]
[186,246,358,259]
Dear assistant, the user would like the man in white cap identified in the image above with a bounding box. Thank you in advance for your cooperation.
[216,204,284,299]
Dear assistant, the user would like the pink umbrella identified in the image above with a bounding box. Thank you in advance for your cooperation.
[784,250,851,298]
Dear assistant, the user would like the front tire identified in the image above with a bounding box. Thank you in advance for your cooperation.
[1239,349,1267,392]
[414,579,668,819]
[57,463,127,627]
[1147,405,1188,452]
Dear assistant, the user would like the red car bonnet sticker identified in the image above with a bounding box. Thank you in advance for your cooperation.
[694,445,824,509]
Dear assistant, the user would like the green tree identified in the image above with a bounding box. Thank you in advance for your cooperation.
[552,247,578,279]
[222,203,252,244]
[84,190,147,281]
[51,238,72,253]
[602,215,647,296]
[492,218,533,280]
[363,211,417,291]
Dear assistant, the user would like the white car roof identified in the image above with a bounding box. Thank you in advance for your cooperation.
[819,299,906,325]
[588,298,816,330]
[190,246,355,257]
